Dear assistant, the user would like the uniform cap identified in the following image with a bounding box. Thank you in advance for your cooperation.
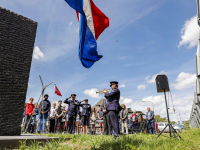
[110,81,118,84]
[71,94,76,97]
[110,81,118,87]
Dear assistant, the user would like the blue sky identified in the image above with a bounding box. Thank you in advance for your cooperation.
[1,0,199,121]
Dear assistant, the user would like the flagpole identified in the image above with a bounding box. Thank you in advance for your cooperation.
[52,84,56,105]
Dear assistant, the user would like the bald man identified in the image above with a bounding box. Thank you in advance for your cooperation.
[146,107,155,134]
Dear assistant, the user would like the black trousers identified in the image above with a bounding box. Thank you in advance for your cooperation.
[68,115,76,134]
[49,119,55,133]
[56,118,64,133]
[109,110,119,137]
[29,124,34,133]
[103,113,112,135]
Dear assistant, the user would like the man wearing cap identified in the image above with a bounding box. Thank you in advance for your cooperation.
[103,81,122,139]
[64,94,80,134]
[79,99,91,134]
[38,94,51,134]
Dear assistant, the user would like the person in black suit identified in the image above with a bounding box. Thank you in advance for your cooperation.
[64,94,80,134]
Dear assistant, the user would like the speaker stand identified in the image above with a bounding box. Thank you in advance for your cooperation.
[156,90,182,140]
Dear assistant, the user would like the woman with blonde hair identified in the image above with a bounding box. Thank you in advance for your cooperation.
[90,108,96,134]
[120,104,128,134]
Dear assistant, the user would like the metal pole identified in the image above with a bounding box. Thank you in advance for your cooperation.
[179,113,181,125]
[164,90,171,138]
[39,75,53,135]
[197,0,200,26]
[52,84,56,105]
[39,76,45,135]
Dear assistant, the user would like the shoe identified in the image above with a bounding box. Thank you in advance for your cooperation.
[37,131,40,134]
[114,136,118,140]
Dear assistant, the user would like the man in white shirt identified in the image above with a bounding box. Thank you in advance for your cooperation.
[49,103,56,133]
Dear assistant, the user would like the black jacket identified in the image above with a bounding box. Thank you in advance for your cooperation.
[39,99,51,113]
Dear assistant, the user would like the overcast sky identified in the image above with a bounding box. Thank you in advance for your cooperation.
[1,0,199,122]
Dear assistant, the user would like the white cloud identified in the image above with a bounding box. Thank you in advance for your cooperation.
[69,21,73,26]
[178,15,199,49]
[145,70,167,84]
[83,88,99,99]
[119,94,192,122]
[137,84,148,90]
[120,96,125,101]
[142,95,164,105]
[172,72,196,90]
[123,98,133,105]
[119,84,126,88]
[33,46,44,60]
[120,96,133,105]
[141,94,193,122]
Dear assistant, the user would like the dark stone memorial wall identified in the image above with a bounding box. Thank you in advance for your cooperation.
[0,7,37,136]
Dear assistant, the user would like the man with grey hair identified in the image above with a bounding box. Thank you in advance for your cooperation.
[146,107,155,134]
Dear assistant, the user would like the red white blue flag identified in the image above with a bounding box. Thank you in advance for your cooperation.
[64,0,109,68]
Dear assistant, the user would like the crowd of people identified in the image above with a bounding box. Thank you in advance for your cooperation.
[22,81,156,139]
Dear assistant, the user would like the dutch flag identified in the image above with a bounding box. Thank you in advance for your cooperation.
[64,0,109,68]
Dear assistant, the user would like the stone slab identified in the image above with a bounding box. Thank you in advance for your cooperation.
[0,134,59,149]
[0,6,37,136]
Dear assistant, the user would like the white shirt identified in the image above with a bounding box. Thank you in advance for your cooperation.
[148,111,151,119]
[50,107,56,117]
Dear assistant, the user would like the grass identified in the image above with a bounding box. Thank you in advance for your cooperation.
[18,128,200,150]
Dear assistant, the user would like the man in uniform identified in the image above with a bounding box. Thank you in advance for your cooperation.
[64,94,79,134]
[79,99,91,134]
[102,99,112,135]
[103,81,122,139]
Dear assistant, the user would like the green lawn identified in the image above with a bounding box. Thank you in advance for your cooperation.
[19,129,200,150]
